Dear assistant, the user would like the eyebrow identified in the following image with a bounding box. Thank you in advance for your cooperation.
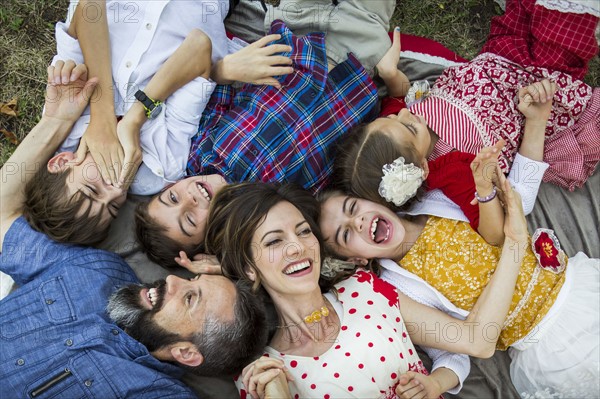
[334,197,351,246]
[261,221,307,242]
[402,122,417,135]
[178,217,192,237]
[80,190,116,219]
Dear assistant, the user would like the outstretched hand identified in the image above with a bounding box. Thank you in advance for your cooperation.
[175,251,222,275]
[45,60,98,123]
[215,34,293,88]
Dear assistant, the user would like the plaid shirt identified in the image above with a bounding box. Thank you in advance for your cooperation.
[187,20,378,193]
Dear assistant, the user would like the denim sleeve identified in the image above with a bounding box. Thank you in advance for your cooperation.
[1,217,79,286]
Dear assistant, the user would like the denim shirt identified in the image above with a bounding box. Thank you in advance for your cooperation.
[0,217,195,398]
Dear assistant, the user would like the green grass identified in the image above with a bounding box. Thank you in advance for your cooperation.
[1,0,598,166]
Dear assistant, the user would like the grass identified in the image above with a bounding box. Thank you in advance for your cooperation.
[1,0,598,166]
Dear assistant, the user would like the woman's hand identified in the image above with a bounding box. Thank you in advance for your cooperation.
[396,371,443,399]
[241,356,294,399]
[517,79,556,123]
[175,251,222,275]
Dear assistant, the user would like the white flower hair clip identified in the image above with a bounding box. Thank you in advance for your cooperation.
[378,157,424,207]
[405,80,431,109]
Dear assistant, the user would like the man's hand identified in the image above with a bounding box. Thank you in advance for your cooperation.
[45,60,98,123]
[517,79,556,123]
[396,371,443,399]
[213,34,293,88]
[175,252,222,275]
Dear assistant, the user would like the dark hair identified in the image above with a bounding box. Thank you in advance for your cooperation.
[22,167,110,245]
[134,200,204,269]
[333,123,426,212]
[189,279,268,377]
[205,182,340,293]
[110,279,267,377]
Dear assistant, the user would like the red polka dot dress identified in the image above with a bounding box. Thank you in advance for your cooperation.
[237,271,429,398]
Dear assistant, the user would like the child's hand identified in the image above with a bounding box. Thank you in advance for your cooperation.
[396,371,443,399]
[376,27,402,82]
[175,251,222,275]
[45,61,98,123]
[517,79,556,123]
[469,140,505,205]
[497,165,528,243]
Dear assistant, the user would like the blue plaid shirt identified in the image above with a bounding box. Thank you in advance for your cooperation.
[0,218,195,399]
[187,20,378,193]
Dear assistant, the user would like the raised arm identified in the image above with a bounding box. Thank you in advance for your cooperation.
[400,171,529,357]
[0,64,97,249]
[67,0,122,186]
[116,28,213,187]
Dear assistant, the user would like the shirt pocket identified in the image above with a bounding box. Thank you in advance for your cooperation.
[25,366,86,399]
[0,277,76,340]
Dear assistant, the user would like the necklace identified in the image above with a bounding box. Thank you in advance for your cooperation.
[276,301,331,329]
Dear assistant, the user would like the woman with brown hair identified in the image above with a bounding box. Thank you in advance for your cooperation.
[202,179,529,398]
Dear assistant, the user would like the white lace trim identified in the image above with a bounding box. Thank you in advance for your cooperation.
[503,265,541,330]
[536,0,600,17]
[402,50,464,68]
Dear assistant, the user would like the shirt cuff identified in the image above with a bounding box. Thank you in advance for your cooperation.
[425,347,470,395]
[508,153,549,215]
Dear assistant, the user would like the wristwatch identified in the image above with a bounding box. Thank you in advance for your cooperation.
[135,90,163,119]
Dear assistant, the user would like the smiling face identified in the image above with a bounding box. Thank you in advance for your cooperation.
[108,273,237,344]
[369,108,432,159]
[319,194,407,260]
[249,201,321,298]
[148,175,229,247]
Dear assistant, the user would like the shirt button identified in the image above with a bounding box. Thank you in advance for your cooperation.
[45,299,54,304]
[310,91,316,98]
[156,169,164,177]
[146,23,152,30]
[65,339,73,346]
[251,150,257,155]
[111,329,119,335]
[84,380,93,387]
[125,61,132,68]
[16,358,25,366]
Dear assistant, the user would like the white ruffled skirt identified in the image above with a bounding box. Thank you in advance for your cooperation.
[509,252,600,398]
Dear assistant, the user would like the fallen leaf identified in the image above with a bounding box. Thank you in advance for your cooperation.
[0,98,18,117]
[0,129,19,145]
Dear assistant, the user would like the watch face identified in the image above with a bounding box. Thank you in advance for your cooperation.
[148,104,163,119]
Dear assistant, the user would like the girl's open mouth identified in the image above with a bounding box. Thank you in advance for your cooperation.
[370,217,391,244]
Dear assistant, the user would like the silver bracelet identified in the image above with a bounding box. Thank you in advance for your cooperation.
[474,186,497,203]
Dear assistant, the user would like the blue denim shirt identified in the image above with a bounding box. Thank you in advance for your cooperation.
[0,217,195,398]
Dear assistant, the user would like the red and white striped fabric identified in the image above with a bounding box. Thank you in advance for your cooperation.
[396,0,599,190]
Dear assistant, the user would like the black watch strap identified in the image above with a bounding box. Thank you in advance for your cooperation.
[135,90,162,119]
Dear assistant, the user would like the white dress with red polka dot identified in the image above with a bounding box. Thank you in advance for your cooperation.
[237,270,429,399]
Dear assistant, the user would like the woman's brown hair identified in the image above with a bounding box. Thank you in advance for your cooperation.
[204,182,340,293]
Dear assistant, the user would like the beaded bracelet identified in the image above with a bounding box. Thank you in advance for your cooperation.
[474,186,497,203]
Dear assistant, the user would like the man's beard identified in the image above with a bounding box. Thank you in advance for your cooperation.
[106,280,181,352]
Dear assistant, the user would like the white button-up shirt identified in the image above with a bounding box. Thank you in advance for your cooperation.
[54,0,244,195]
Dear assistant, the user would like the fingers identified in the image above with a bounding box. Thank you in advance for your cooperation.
[70,63,89,82]
[392,26,401,50]
[252,34,284,49]
[520,79,556,104]
[396,373,425,399]
[118,146,142,188]
[73,140,89,166]
[50,60,81,85]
